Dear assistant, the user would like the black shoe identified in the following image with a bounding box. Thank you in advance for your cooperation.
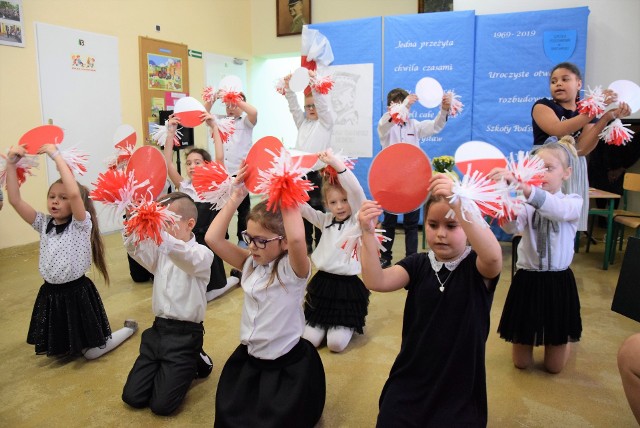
[196,348,213,379]
[380,258,392,269]
[230,269,242,281]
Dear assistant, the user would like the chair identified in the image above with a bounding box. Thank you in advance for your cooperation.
[608,173,640,263]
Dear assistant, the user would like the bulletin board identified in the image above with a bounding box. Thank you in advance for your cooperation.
[138,36,189,144]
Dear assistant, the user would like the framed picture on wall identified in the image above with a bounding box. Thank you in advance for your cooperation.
[0,0,25,47]
[418,0,453,13]
[277,0,311,37]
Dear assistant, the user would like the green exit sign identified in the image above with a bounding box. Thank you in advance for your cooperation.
[188,49,202,59]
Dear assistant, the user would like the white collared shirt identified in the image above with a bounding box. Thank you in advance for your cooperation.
[300,167,366,274]
[239,254,310,359]
[32,211,92,284]
[125,231,213,323]
[378,111,447,149]
[217,113,255,175]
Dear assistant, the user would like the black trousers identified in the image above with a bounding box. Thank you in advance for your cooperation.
[236,193,250,242]
[122,317,204,416]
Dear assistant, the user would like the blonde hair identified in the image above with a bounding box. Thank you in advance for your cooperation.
[534,135,578,169]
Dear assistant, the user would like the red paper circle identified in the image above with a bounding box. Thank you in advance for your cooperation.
[173,110,204,128]
[19,125,64,154]
[369,143,431,214]
[244,136,284,193]
[126,146,168,200]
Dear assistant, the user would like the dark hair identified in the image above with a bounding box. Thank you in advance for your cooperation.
[423,193,447,222]
[157,191,198,223]
[185,148,211,162]
[246,201,287,288]
[51,179,110,284]
[550,62,583,102]
[387,88,409,106]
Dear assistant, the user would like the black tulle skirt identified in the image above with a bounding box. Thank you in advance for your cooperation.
[214,339,326,428]
[27,276,112,357]
[304,270,370,334]
[498,268,582,346]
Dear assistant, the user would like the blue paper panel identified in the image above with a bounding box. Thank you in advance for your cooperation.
[384,11,475,162]
[310,18,383,200]
[472,7,589,156]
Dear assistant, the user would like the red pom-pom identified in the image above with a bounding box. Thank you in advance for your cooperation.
[254,151,314,212]
[600,119,634,146]
[202,86,216,104]
[312,75,334,95]
[124,199,180,246]
[191,162,234,210]
[90,169,150,214]
[220,90,243,106]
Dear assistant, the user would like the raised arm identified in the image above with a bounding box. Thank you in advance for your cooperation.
[430,173,502,281]
[39,144,86,221]
[237,99,257,126]
[5,145,36,224]
[202,111,224,164]
[204,165,251,270]
[281,203,310,279]
[358,200,410,292]
[163,115,184,187]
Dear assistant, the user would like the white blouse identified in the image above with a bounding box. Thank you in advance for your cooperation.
[239,254,310,359]
[32,211,92,284]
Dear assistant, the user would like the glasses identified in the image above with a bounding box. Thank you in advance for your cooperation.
[304,104,316,110]
[241,231,284,249]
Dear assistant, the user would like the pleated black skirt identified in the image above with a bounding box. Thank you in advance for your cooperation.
[304,270,370,334]
[214,339,326,428]
[27,275,112,357]
[498,268,582,346]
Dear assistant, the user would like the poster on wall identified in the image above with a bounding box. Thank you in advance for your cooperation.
[0,0,24,47]
[147,53,183,91]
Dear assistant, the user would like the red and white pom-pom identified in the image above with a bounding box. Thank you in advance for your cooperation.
[388,102,409,125]
[311,75,334,95]
[274,77,287,96]
[446,90,464,118]
[202,86,216,104]
[600,119,635,146]
[215,117,236,143]
[254,150,314,212]
[58,147,89,176]
[495,181,526,226]
[90,169,150,215]
[124,198,181,246]
[191,162,235,210]
[320,154,356,185]
[577,85,605,117]
[150,121,182,148]
[105,145,135,170]
[219,89,243,106]
[337,223,390,262]
[0,154,40,188]
[507,151,545,187]
[447,165,502,227]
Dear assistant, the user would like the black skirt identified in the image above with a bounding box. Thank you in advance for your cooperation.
[498,268,582,346]
[304,270,370,334]
[27,275,112,357]
[214,339,326,428]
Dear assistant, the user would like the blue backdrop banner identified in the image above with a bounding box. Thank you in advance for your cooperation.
[384,11,475,162]
[472,7,589,156]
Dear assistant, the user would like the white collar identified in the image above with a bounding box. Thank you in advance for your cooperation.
[428,246,471,272]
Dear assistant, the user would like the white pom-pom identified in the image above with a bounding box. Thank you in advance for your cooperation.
[274,77,287,96]
[58,147,89,176]
[446,90,464,118]
[447,165,502,227]
[577,85,606,117]
[388,102,409,125]
[150,121,182,148]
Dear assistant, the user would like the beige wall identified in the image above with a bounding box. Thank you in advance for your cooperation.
[0,0,252,249]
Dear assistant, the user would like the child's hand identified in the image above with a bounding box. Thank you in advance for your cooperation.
[429,173,455,199]
[608,101,631,121]
[487,167,515,185]
[603,89,618,106]
[318,149,337,168]
[166,115,180,132]
[201,112,217,129]
[38,144,58,157]
[405,94,418,107]
[7,145,27,163]
[283,73,292,90]
[358,200,383,233]
[441,93,452,112]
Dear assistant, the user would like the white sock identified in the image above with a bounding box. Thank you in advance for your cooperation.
[206,276,240,302]
[327,326,354,353]
[82,326,135,360]
[303,324,326,348]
